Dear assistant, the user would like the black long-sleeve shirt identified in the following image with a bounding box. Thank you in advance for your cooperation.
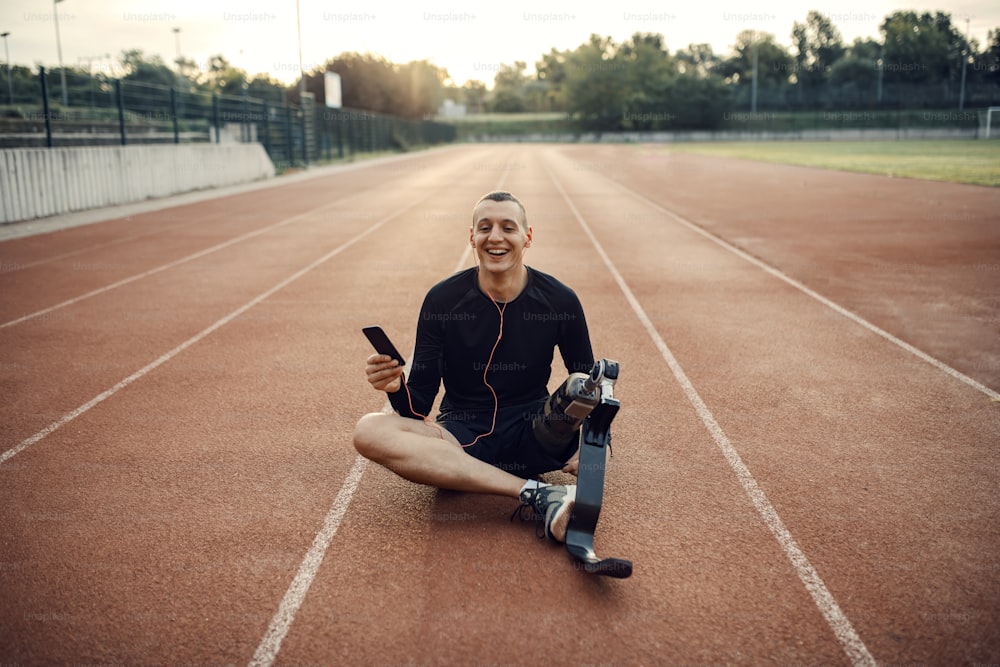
[388,266,594,420]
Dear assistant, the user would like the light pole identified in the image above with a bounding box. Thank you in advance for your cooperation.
[172,27,181,71]
[958,17,969,110]
[876,44,884,105]
[296,0,305,99]
[172,28,183,118]
[1,32,11,106]
[53,0,67,106]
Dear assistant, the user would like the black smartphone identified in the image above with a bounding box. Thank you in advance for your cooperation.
[362,326,406,366]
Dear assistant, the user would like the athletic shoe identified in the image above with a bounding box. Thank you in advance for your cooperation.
[511,484,576,543]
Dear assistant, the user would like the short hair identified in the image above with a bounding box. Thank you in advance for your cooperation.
[472,191,527,229]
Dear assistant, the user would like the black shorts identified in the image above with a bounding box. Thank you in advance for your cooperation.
[436,398,576,478]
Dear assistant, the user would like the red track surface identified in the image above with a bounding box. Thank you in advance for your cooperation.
[1,144,998,666]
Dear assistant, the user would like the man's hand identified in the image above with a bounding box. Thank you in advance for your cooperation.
[561,446,580,476]
[366,353,404,393]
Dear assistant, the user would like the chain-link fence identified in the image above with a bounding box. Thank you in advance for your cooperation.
[0,67,456,170]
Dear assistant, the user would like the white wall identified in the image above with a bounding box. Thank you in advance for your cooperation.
[0,144,276,224]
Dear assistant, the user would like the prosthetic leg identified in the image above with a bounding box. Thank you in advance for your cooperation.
[533,360,633,579]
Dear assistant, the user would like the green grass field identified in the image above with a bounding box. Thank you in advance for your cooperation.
[661,140,1000,187]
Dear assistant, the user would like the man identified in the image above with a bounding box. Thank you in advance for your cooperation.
[353,191,596,543]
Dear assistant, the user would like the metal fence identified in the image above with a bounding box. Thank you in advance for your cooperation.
[0,67,456,170]
[727,78,1000,115]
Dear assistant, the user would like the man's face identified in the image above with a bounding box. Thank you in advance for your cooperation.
[470,199,532,275]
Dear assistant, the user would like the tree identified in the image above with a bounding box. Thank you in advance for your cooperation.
[398,60,448,118]
[202,55,246,95]
[175,56,200,83]
[675,43,720,77]
[310,52,398,114]
[982,29,1000,85]
[879,11,956,84]
[791,11,845,105]
[719,31,795,108]
[1,65,39,106]
[720,31,794,86]
[560,33,729,131]
[563,35,627,130]
[661,74,730,129]
[955,28,999,106]
[536,48,570,111]
[489,61,529,112]
[618,32,677,130]
[493,61,528,90]
[243,74,286,102]
[878,11,972,106]
[461,80,488,113]
[490,89,526,112]
[298,53,448,119]
[119,49,175,87]
[828,38,881,107]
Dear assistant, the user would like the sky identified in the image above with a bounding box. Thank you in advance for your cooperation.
[1,0,997,88]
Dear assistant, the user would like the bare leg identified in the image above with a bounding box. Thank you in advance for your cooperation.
[353,412,525,497]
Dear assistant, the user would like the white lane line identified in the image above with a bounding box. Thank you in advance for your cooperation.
[545,162,877,667]
[605,174,1000,402]
[0,199,347,330]
[2,216,212,273]
[0,144,466,244]
[248,453,369,667]
[0,199,424,467]
[2,146,482,331]
[247,259,472,667]
[246,165,506,667]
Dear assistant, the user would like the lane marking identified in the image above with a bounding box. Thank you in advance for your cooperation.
[248,453,368,667]
[246,166,506,667]
[0,143,466,243]
[602,169,1000,402]
[1,199,350,330]
[0,198,429,467]
[545,161,877,667]
[1,144,474,329]
[1,214,220,273]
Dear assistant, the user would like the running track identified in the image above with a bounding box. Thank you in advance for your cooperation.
[1,144,998,666]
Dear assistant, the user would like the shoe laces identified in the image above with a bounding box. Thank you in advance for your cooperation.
[510,487,548,540]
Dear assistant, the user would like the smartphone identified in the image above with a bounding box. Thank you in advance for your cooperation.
[362,326,406,366]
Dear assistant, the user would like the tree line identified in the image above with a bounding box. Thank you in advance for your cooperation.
[1,47,449,122]
[464,10,1000,130]
[1,49,290,111]
[2,9,998,131]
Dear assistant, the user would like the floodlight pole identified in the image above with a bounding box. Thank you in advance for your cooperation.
[876,45,884,105]
[173,27,182,71]
[1,32,11,105]
[296,0,305,99]
[172,26,183,110]
[54,0,67,106]
[958,18,969,110]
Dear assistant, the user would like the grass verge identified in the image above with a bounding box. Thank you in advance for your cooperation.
[660,140,1000,187]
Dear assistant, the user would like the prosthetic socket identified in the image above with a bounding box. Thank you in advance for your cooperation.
[532,359,620,455]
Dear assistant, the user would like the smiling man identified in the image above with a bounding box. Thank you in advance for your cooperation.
[352,191,597,543]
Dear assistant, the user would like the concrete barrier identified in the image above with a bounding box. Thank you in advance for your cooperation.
[0,143,276,224]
